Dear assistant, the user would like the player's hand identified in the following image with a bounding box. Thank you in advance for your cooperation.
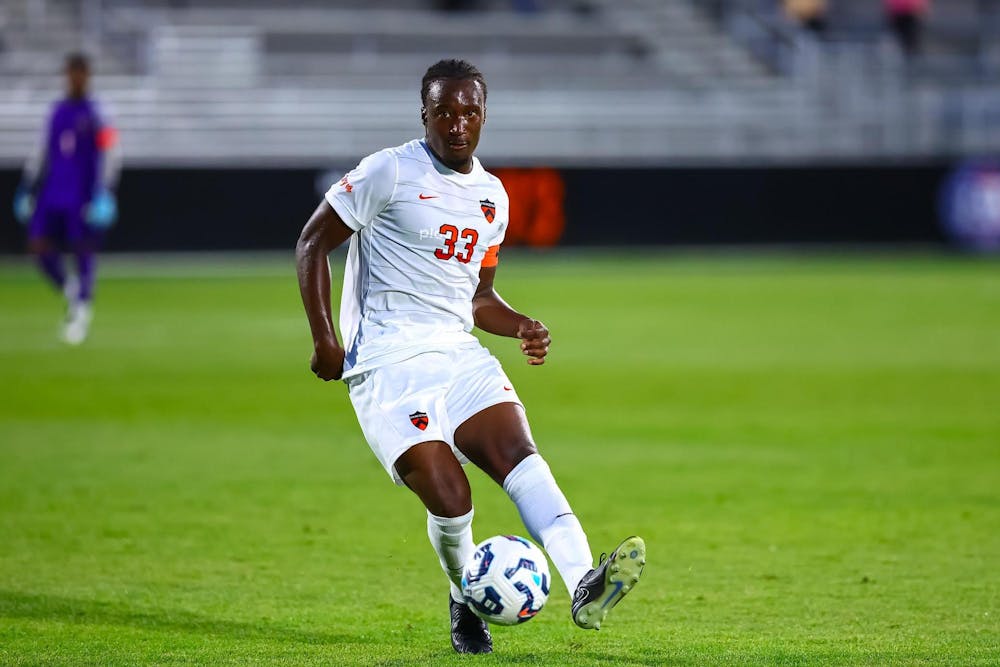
[516,318,550,366]
[310,341,346,381]
[13,186,33,225]
[85,188,117,229]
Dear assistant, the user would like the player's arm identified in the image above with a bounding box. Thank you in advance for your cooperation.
[13,116,50,224]
[22,127,47,190]
[98,124,122,191]
[86,106,121,228]
[473,264,550,366]
[296,200,356,381]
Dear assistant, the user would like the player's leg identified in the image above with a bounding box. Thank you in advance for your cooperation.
[345,356,489,653]
[29,237,67,291]
[457,404,645,629]
[392,441,492,653]
[27,207,67,294]
[74,231,99,305]
[449,347,646,630]
[62,212,96,344]
[454,402,595,597]
[394,440,474,599]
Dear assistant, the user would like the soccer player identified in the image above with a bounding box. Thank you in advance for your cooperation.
[296,59,645,654]
[13,53,121,345]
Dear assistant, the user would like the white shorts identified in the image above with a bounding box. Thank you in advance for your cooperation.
[345,343,523,485]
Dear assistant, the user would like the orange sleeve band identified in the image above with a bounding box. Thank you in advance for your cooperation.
[482,244,500,268]
[96,126,119,150]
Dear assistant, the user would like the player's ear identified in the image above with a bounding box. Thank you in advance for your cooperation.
[420,107,427,126]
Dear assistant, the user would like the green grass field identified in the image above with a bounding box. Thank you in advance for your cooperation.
[1,251,998,666]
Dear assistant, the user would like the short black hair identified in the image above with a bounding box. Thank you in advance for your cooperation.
[420,59,487,107]
[65,52,90,72]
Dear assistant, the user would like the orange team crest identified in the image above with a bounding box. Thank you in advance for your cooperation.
[409,411,429,431]
[480,198,496,223]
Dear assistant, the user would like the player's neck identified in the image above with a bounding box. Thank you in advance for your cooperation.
[424,141,474,175]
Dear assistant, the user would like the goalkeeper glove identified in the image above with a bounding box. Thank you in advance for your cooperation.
[13,185,33,225]
[86,188,118,229]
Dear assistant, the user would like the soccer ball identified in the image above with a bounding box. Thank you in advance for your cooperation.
[461,535,550,626]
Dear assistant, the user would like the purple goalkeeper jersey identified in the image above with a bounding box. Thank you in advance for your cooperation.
[38,97,107,210]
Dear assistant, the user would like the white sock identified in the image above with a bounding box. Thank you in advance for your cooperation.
[503,454,593,597]
[427,508,475,604]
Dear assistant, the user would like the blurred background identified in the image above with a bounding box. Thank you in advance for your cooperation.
[1,0,999,252]
[2,4,999,663]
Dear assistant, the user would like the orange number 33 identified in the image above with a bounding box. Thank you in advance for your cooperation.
[434,224,479,264]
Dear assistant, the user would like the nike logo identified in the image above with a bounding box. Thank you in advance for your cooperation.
[418,193,438,199]
[601,581,624,609]
[503,386,513,391]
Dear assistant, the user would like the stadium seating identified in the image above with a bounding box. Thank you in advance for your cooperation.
[0,0,996,165]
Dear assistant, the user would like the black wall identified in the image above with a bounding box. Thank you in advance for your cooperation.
[562,166,947,246]
[0,168,318,252]
[0,164,949,252]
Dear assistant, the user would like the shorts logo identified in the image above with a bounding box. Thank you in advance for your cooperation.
[480,199,496,223]
[409,411,429,431]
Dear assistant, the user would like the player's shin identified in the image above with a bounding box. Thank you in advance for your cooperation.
[427,508,475,603]
[36,250,66,292]
[502,454,593,596]
[75,248,96,303]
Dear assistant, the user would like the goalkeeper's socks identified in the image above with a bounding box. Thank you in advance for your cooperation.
[37,250,66,292]
[75,248,95,302]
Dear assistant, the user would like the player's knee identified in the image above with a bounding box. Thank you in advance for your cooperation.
[482,437,537,486]
[28,238,48,255]
[424,470,472,517]
[397,453,472,517]
[69,238,93,255]
[504,439,537,472]
[439,487,473,517]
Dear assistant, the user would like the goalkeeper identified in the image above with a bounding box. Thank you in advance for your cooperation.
[13,53,121,345]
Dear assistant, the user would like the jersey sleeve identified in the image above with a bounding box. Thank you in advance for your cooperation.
[325,150,397,231]
[93,100,119,149]
[22,107,55,188]
[93,100,122,189]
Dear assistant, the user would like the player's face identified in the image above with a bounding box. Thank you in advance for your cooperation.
[66,66,89,98]
[422,78,486,174]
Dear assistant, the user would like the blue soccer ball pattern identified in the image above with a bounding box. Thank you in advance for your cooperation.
[461,535,550,626]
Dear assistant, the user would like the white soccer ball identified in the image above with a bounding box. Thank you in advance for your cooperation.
[461,535,550,626]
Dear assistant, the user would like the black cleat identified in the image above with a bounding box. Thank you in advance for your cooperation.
[572,536,646,630]
[450,595,492,654]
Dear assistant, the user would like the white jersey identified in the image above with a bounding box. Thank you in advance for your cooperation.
[326,139,509,380]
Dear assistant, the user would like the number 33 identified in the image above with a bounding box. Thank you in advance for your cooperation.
[434,224,479,264]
